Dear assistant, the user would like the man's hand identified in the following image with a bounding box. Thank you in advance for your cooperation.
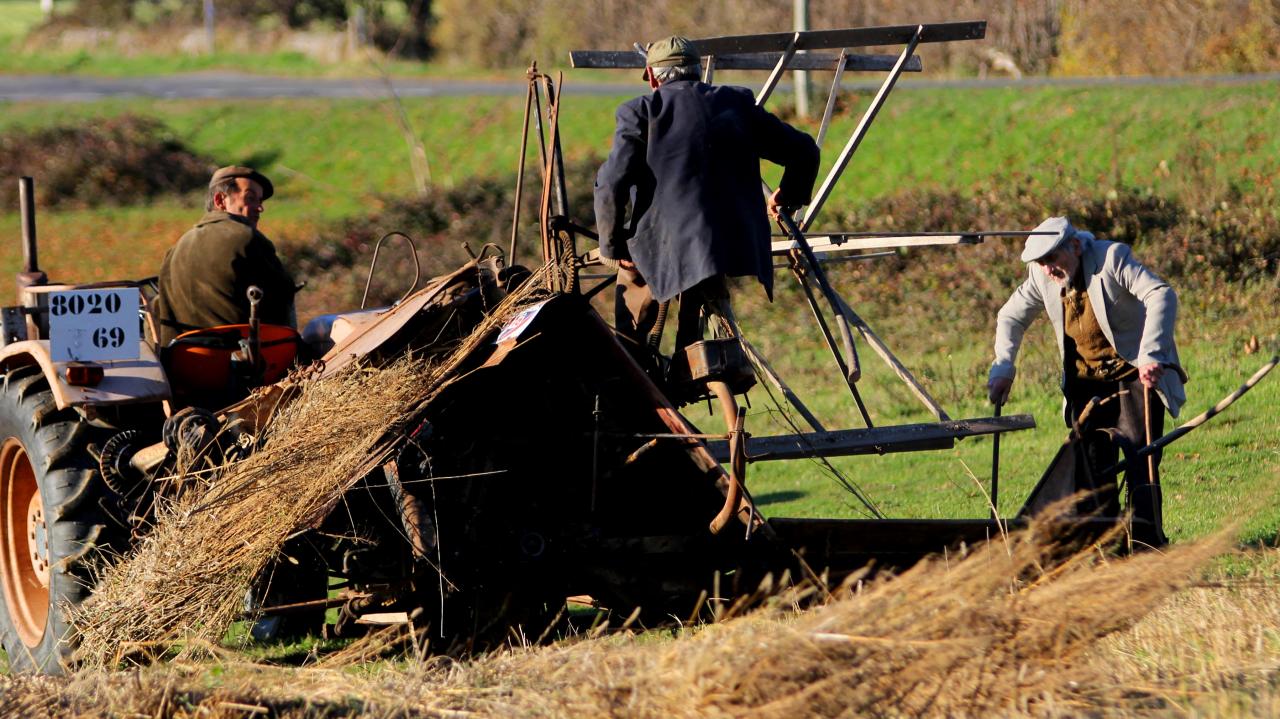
[987,376,1013,406]
[618,258,637,271]
[766,188,795,221]
[1138,362,1164,388]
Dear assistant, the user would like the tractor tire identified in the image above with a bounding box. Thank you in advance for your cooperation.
[0,366,115,674]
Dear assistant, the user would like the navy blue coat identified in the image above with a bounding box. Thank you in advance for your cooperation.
[594,80,819,303]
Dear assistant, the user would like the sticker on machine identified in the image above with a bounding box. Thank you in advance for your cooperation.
[48,288,140,362]
[494,300,550,344]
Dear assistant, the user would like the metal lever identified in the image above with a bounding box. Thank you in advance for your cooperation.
[775,211,861,383]
[246,285,263,373]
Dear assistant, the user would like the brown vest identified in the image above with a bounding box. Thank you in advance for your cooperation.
[1061,282,1136,382]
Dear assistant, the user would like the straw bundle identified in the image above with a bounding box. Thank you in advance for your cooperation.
[70,266,553,669]
[70,357,437,668]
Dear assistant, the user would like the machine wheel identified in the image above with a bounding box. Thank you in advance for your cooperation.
[0,367,114,674]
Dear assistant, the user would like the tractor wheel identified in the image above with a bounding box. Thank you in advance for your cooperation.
[0,367,114,674]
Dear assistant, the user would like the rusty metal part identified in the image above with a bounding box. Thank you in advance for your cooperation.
[647,300,670,352]
[510,70,537,265]
[361,232,422,310]
[386,460,431,558]
[684,338,756,395]
[248,594,359,618]
[708,384,751,535]
[623,438,662,466]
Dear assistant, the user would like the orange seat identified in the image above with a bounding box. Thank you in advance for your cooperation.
[166,324,299,395]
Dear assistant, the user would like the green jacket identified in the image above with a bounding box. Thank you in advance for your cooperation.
[154,211,296,347]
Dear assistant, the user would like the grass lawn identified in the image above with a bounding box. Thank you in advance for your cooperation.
[0,0,45,42]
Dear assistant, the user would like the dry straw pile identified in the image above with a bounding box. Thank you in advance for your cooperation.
[70,266,552,668]
[8,524,1280,717]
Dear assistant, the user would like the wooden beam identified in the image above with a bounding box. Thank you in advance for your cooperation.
[691,22,985,56]
[705,414,1035,463]
[569,51,923,73]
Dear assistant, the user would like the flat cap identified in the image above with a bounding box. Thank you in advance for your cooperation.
[1020,216,1076,263]
[209,165,274,200]
[646,36,699,68]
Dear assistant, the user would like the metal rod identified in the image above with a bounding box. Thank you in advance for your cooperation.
[530,70,550,189]
[19,177,38,273]
[815,48,848,148]
[771,250,896,268]
[801,25,922,232]
[776,211,861,384]
[509,78,536,265]
[361,232,422,309]
[834,294,951,421]
[755,32,799,106]
[990,401,1002,519]
[591,394,601,512]
[789,253,874,431]
[1100,355,1278,477]
[737,332,825,432]
[604,431,731,441]
[541,73,570,218]
[702,54,716,84]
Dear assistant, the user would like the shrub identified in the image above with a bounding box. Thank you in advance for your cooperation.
[0,115,214,209]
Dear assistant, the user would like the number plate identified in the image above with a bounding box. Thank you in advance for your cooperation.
[48,289,140,362]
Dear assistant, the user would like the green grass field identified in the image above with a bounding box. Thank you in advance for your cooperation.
[0,79,1276,548]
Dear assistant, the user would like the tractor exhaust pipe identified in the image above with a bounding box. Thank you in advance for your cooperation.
[17,177,48,289]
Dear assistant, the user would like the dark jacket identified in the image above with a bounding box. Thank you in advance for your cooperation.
[594,80,819,303]
[154,211,296,346]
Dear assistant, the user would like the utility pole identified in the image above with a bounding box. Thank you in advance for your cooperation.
[203,0,215,55]
[794,0,810,119]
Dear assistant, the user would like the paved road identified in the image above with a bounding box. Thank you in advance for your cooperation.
[1,71,1276,101]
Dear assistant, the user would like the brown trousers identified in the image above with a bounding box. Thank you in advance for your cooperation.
[615,269,736,364]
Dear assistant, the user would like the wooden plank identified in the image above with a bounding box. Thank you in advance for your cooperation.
[569,51,923,73]
[771,233,983,255]
[705,414,1035,463]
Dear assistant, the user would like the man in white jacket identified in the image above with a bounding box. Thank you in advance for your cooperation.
[988,217,1187,522]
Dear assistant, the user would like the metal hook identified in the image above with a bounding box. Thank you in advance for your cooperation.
[361,231,422,309]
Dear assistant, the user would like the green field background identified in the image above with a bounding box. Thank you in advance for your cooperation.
[0,78,1276,545]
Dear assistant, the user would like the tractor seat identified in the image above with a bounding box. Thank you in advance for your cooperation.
[164,324,300,400]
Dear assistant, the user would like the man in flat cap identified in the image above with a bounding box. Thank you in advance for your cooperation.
[154,165,297,347]
[988,217,1187,539]
[594,35,819,376]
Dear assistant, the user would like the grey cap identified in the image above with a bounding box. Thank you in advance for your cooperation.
[1020,216,1076,263]
[209,165,274,200]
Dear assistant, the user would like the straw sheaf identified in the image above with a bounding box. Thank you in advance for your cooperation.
[9,523,1264,717]
[69,265,554,669]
